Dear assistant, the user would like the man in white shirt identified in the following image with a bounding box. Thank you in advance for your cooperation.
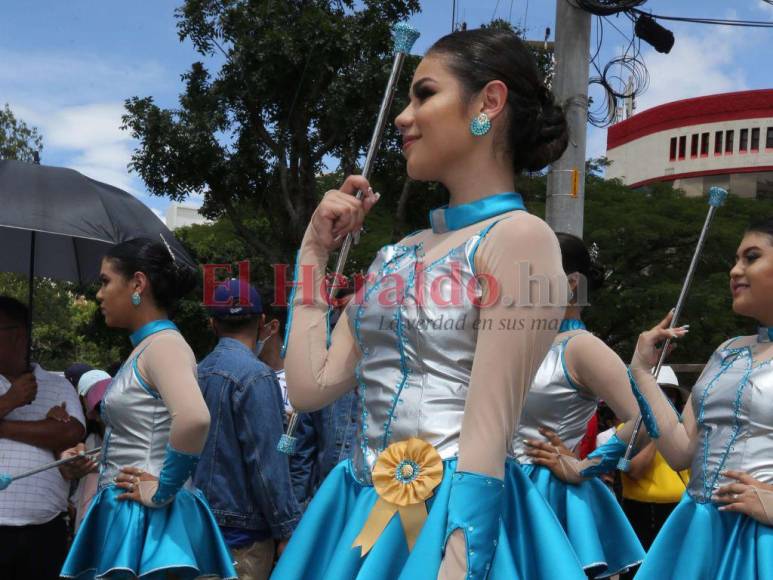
[0,296,85,580]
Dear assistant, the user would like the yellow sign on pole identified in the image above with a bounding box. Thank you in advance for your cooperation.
[571,168,579,198]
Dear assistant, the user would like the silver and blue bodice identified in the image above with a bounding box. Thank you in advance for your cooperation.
[688,340,773,503]
[512,334,598,464]
[345,223,501,482]
[98,332,184,490]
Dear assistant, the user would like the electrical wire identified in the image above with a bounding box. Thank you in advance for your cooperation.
[630,9,773,28]
[586,12,649,127]
[492,0,502,21]
[572,2,773,126]
[568,0,646,17]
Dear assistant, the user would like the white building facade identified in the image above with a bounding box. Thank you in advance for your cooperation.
[606,90,773,199]
[164,203,211,230]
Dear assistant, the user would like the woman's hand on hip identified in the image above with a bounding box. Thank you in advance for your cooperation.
[115,466,163,508]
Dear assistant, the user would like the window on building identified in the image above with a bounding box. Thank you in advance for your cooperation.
[767,127,773,149]
[679,135,686,159]
[740,128,749,152]
[669,137,677,161]
[725,130,734,154]
[714,131,723,154]
[700,133,709,156]
[691,134,699,158]
[751,128,760,151]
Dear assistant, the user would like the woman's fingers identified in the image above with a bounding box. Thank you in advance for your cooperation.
[524,439,554,452]
[338,175,371,197]
[324,193,365,237]
[525,449,557,462]
[657,310,675,330]
[362,188,381,213]
[531,457,557,468]
[539,428,567,450]
[722,470,757,485]
[119,466,144,476]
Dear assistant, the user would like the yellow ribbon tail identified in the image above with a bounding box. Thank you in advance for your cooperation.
[352,498,397,556]
[398,502,427,552]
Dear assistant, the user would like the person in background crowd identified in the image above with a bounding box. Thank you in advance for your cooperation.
[619,366,689,580]
[60,238,236,580]
[64,363,93,391]
[0,296,85,580]
[288,290,360,505]
[59,369,112,532]
[256,303,291,420]
[195,279,301,580]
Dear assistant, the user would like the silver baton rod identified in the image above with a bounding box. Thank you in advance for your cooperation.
[618,187,727,471]
[8,446,102,483]
[278,23,420,455]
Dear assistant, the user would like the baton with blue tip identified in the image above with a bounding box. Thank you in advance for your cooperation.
[618,187,728,472]
[277,23,421,455]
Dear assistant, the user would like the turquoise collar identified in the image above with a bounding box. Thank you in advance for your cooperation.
[130,319,178,347]
[560,319,586,333]
[429,192,526,234]
[759,327,773,343]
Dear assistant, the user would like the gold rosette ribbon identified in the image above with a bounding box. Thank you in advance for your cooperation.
[353,438,443,555]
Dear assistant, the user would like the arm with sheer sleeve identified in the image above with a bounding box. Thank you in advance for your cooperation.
[628,366,697,471]
[138,333,210,454]
[440,215,566,579]
[282,231,361,412]
[568,333,639,425]
[133,333,211,507]
[539,333,651,481]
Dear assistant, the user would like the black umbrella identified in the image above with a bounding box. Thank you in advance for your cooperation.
[0,159,196,367]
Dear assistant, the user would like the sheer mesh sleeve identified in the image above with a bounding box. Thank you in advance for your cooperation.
[566,332,640,425]
[136,332,210,454]
[629,366,697,471]
[457,213,566,476]
[440,214,566,579]
[283,231,360,412]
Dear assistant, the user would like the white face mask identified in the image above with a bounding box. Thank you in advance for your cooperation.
[254,336,269,356]
[254,323,274,357]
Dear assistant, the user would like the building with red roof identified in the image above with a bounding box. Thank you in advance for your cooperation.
[606,89,773,199]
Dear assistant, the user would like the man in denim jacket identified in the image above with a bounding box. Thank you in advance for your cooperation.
[289,391,360,504]
[283,292,361,505]
[194,280,301,580]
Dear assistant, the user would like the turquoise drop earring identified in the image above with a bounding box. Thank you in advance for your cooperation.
[131,292,142,307]
[470,112,491,136]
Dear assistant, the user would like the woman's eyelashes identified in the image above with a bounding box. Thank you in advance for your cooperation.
[744,250,761,264]
[413,85,435,102]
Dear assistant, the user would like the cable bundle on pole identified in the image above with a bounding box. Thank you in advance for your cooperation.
[568,0,646,16]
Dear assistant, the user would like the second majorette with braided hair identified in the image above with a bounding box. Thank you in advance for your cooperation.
[515,233,645,577]
[61,238,237,580]
[273,28,588,579]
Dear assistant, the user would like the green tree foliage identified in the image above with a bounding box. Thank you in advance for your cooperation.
[0,104,43,162]
[522,171,769,366]
[122,0,420,268]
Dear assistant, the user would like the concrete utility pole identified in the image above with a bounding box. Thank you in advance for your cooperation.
[545,0,591,239]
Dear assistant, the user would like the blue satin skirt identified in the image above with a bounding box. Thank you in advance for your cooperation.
[635,492,773,579]
[271,457,586,579]
[521,464,644,578]
[61,486,237,579]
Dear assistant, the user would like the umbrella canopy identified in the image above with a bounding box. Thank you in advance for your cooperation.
[0,159,195,284]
